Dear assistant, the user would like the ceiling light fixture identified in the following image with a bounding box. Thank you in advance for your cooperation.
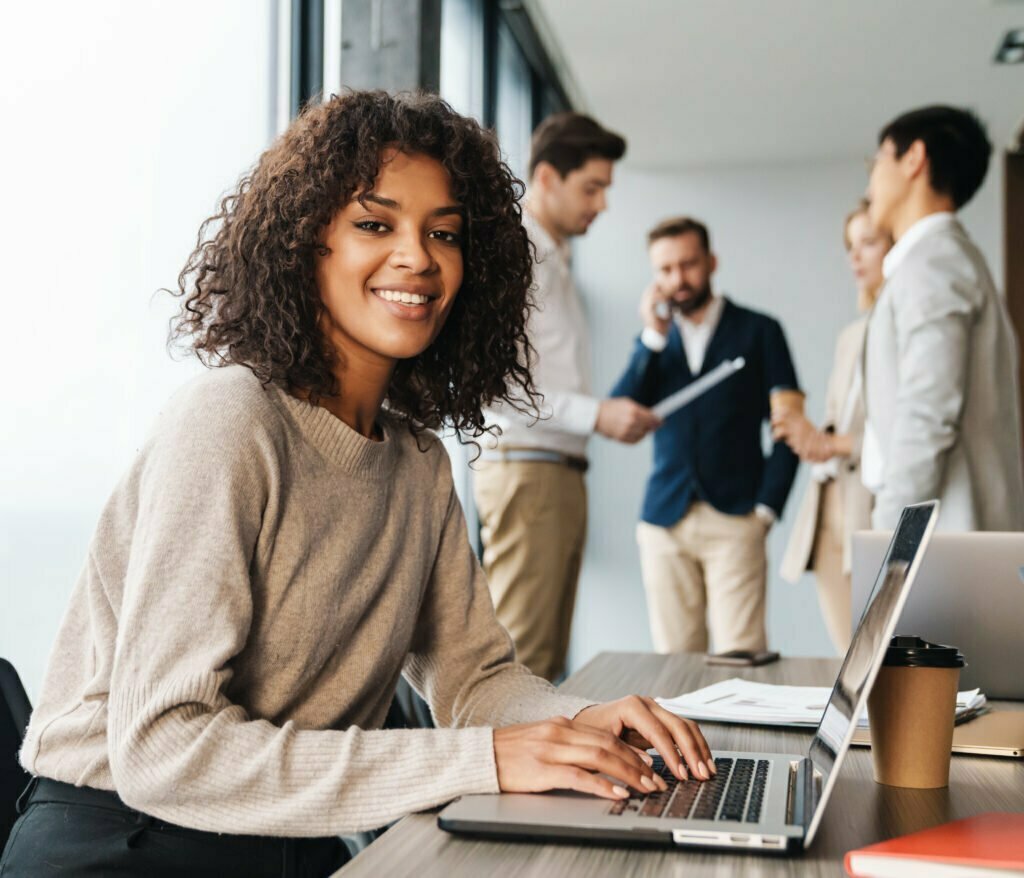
[994,28,1024,63]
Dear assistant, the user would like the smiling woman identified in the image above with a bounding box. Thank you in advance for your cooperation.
[313,150,467,433]
[170,90,535,441]
[1,91,712,878]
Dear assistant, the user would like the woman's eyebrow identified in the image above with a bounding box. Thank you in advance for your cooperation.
[360,193,399,210]
[359,193,463,218]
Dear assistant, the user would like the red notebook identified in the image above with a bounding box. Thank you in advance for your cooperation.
[845,812,1024,877]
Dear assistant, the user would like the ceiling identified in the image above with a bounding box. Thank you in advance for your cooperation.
[532,0,1024,169]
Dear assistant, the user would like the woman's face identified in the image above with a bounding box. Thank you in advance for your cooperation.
[845,211,889,295]
[315,149,464,370]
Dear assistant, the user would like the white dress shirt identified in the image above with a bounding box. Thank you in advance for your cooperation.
[481,211,599,457]
[639,293,724,375]
[862,212,956,494]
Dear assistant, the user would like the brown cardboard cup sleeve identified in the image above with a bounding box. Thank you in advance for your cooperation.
[867,635,965,789]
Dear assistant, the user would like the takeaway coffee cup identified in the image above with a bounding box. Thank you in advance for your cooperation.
[867,635,965,788]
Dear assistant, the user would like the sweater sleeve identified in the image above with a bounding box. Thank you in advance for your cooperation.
[105,386,512,836]
[403,453,595,728]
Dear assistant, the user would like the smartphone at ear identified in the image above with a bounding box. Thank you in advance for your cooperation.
[704,649,781,667]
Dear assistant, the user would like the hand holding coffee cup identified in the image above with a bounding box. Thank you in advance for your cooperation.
[867,635,965,789]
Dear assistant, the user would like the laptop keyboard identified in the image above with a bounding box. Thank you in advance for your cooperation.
[609,756,770,824]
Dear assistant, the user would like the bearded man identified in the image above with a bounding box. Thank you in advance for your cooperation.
[611,216,800,654]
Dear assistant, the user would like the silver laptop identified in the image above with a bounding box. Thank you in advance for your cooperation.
[852,530,1024,700]
[439,501,940,853]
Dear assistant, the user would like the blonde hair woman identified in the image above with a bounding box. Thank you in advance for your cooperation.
[775,201,892,652]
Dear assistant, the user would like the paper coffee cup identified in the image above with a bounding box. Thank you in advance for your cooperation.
[769,386,805,418]
[867,636,965,789]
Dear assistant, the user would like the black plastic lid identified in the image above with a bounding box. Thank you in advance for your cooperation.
[882,635,965,669]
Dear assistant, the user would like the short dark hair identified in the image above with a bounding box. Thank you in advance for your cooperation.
[528,112,626,178]
[647,216,711,252]
[879,105,991,209]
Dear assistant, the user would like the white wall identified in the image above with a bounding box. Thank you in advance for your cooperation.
[0,1,276,700]
[566,156,1003,675]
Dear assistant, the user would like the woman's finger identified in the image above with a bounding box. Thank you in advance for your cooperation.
[614,696,713,781]
[545,742,664,794]
[553,765,630,801]
[647,700,715,771]
[628,742,654,765]
[563,722,659,779]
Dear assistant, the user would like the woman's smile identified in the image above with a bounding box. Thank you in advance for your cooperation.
[370,282,440,320]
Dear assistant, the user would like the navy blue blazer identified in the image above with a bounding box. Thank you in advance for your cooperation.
[611,298,800,527]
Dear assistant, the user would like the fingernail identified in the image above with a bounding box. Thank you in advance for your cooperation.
[655,774,668,791]
[707,758,717,775]
[612,785,629,799]
[677,762,688,780]
[641,775,658,791]
[640,752,654,766]
[696,762,710,780]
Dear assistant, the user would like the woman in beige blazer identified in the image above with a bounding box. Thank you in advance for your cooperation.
[775,202,891,653]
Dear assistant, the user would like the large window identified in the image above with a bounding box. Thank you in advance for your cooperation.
[493,17,534,180]
[0,1,279,698]
[440,0,486,121]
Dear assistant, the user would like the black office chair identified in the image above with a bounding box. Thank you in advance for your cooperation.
[1,658,32,852]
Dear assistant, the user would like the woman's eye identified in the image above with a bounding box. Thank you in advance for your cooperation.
[430,229,462,245]
[354,220,389,233]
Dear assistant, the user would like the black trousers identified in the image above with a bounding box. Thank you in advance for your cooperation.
[0,778,350,877]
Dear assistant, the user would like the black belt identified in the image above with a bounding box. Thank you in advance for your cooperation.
[480,448,589,472]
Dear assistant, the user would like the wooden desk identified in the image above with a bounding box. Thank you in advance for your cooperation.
[335,652,1024,877]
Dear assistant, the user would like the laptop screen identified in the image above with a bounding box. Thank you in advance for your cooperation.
[803,501,939,843]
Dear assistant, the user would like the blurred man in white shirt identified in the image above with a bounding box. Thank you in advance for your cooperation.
[475,113,659,681]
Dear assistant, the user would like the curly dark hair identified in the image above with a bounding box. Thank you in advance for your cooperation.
[169,89,537,436]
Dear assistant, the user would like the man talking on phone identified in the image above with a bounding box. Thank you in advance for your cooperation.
[611,216,800,656]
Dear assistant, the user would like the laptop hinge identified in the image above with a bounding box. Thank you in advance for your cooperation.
[786,758,814,828]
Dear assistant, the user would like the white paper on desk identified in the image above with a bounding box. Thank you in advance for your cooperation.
[655,678,986,729]
[652,357,745,419]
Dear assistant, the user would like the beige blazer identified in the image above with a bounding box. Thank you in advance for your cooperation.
[781,317,875,582]
[864,218,1024,531]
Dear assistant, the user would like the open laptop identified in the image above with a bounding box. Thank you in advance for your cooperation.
[439,501,939,853]
[851,531,1024,700]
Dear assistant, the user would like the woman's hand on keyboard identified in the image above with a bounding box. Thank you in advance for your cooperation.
[574,695,716,782]
[493,716,668,800]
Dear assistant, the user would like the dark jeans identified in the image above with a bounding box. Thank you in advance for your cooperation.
[0,778,350,877]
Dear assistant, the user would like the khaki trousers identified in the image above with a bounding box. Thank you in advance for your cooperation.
[810,479,853,654]
[473,460,586,682]
[637,502,768,654]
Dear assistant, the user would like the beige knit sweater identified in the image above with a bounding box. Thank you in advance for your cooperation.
[20,366,593,836]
